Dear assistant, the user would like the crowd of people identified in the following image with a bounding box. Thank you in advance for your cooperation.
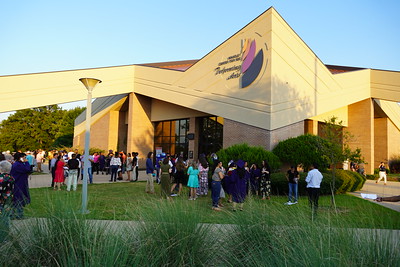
[144,152,281,211]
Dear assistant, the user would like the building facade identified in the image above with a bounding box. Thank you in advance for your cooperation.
[1,8,398,174]
[71,8,400,173]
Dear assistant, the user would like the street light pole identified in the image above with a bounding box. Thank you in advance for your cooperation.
[79,77,101,214]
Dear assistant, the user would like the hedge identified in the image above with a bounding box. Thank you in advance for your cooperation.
[216,143,281,171]
[269,170,365,196]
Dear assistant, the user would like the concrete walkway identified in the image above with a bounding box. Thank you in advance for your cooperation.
[349,179,400,212]
[28,163,148,189]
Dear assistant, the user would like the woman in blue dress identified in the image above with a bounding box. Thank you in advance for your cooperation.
[187,160,199,200]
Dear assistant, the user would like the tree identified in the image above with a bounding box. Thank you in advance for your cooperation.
[0,105,84,151]
[272,134,329,171]
[53,107,86,148]
[319,116,364,208]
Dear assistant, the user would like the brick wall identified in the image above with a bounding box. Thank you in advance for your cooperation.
[223,119,304,150]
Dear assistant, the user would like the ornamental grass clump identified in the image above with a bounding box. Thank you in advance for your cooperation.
[3,197,134,266]
[220,197,399,266]
[130,199,219,266]
[0,187,399,266]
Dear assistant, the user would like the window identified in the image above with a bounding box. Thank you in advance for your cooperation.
[198,116,223,156]
[154,119,189,157]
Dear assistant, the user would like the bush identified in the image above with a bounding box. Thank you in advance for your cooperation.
[272,134,329,172]
[216,143,280,171]
[346,171,366,191]
[388,155,400,173]
[270,170,365,195]
[334,169,357,194]
[270,172,337,196]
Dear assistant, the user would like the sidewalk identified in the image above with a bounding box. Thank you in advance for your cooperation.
[28,163,148,189]
[349,179,400,212]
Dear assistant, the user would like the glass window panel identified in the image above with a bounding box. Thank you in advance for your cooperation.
[155,122,163,136]
[154,136,162,144]
[154,119,189,156]
[162,136,171,144]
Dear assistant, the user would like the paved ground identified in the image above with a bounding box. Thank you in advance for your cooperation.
[28,163,148,188]
[349,179,400,212]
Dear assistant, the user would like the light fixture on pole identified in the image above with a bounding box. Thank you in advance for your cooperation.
[79,77,101,214]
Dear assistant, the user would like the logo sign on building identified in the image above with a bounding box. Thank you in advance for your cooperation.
[214,34,268,89]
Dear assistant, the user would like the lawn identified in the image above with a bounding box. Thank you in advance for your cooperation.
[25,181,400,229]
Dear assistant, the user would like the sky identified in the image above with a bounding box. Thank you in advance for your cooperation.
[0,0,399,119]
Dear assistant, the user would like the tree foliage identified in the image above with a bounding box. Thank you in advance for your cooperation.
[0,105,85,151]
[272,134,329,171]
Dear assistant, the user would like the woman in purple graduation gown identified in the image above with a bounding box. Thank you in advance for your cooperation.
[228,159,250,211]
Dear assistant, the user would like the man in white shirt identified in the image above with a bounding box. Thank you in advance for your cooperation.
[305,163,323,216]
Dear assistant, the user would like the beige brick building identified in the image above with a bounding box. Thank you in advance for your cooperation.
[1,7,399,173]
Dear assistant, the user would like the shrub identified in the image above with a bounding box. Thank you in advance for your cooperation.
[216,143,280,171]
[270,169,365,195]
[346,171,366,191]
[270,172,337,196]
[334,169,357,194]
[388,155,400,173]
[272,134,329,172]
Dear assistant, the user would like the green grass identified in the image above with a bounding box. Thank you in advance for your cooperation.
[2,182,399,266]
[24,182,400,229]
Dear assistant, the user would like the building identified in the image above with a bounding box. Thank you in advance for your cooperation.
[1,7,399,173]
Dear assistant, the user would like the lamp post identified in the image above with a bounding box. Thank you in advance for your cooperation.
[79,77,102,214]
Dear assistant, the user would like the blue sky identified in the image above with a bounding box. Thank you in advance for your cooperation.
[0,0,399,116]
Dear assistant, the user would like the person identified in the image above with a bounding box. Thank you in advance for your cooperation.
[259,160,271,200]
[170,157,185,196]
[286,166,300,205]
[227,159,250,211]
[376,195,400,202]
[93,152,100,175]
[54,156,66,190]
[10,152,32,219]
[105,152,112,175]
[25,152,34,172]
[160,157,172,199]
[249,163,260,195]
[109,153,121,182]
[125,153,133,181]
[50,153,58,188]
[80,154,94,183]
[224,161,236,203]
[357,163,366,177]
[119,151,127,180]
[131,152,139,182]
[187,160,199,200]
[376,162,387,185]
[145,152,155,194]
[99,152,106,175]
[305,163,323,217]
[67,154,79,191]
[36,150,44,172]
[197,157,209,196]
[211,160,225,211]
[0,160,14,241]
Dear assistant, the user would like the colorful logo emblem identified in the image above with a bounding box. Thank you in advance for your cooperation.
[214,36,266,89]
[240,39,264,88]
